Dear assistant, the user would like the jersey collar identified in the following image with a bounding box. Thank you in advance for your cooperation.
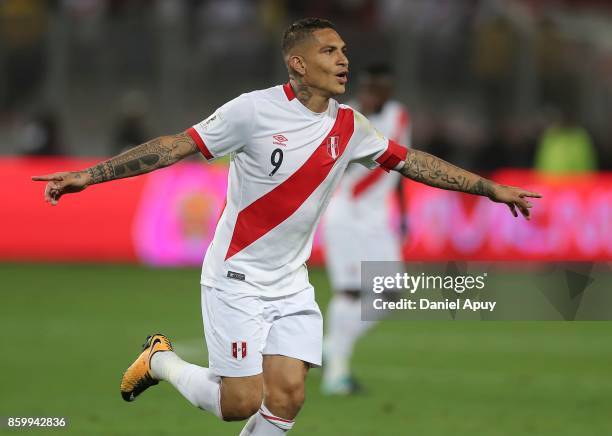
[283,82,334,119]
[283,82,296,101]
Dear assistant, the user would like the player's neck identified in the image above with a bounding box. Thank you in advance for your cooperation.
[289,79,329,114]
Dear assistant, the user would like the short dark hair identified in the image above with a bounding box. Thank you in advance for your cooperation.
[281,18,336,56]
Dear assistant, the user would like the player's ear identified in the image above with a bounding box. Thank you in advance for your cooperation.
[288,55,306,77]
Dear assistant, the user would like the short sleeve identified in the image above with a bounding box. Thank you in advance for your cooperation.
[350,110,408,172]
[187,93,255,160]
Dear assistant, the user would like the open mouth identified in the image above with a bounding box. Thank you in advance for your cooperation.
[336,72,348,84]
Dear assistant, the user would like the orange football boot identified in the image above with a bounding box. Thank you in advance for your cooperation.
[120,333,173,402]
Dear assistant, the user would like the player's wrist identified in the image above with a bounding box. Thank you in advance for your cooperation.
[488,182,506,201]
[78,170,94,186]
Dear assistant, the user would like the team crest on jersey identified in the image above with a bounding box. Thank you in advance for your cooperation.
[231,341,247,360]
[326,136,339,159]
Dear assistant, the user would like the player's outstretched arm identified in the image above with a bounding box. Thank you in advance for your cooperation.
[32,132,198,205]
[399,148,542,219]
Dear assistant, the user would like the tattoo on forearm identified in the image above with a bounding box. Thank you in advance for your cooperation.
[85,133,197,184]
[470,179,495,197]
[400,149,494,197]
[87,162,115,184]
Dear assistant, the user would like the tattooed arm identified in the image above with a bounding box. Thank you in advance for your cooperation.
[32,132,199,205]
[400,149,542,219]
[85,132,198,184]
[401,149,494,195]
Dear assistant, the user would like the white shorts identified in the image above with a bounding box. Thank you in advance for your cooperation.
[324,224,401,291]
[201,285,323,377]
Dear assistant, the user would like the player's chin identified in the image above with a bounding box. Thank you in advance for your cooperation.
[331,83,347,95]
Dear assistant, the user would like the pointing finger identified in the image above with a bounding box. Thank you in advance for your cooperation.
[32,174,64,182]
[519,191,542,198]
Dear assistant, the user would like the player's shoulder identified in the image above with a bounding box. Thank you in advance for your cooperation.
[221,85,290,117]
[338,103,380,139]
[244,84,292,104]
[339,102,368,127]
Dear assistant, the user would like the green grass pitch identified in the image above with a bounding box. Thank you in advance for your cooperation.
[1,263,611,435]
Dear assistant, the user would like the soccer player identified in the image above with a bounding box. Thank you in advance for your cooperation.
[322,62,410,395]
[32,18,540,435]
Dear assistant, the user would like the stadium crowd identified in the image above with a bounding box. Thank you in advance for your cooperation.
[1,0,611,171]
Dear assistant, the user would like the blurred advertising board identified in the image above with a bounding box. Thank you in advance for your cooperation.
[2,157,611,264]
[401,170,612,262]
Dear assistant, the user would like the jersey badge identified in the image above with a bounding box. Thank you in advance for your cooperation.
[231,341,247,360]
[326,136,340,160]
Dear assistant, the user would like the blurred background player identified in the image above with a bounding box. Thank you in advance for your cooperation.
[322,63,410,395]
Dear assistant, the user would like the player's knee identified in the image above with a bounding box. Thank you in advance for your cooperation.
[266,378,305,415]
[220,379,263,421]
[221,392,261,421]
[223,397,261,421]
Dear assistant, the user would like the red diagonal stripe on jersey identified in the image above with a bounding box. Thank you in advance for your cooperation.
[225,108,354,260]
[352,167,387,198]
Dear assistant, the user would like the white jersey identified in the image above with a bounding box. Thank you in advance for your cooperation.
[325,100,411,233]
[187,84,408,296]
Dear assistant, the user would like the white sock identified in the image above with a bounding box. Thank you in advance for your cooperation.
[151,351,222,419]
[323,294,375,383]
[239,404,294,435]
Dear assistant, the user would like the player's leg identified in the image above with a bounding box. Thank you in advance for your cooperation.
[120,333,228,418]
[239,356,308,435]
[240,286,322,434]
[151,345,263,420]
[263,356,308,419]
[120,285,266,421]
[219,375,263,420]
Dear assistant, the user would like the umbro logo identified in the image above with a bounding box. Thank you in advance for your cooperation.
[273,134,288,146]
